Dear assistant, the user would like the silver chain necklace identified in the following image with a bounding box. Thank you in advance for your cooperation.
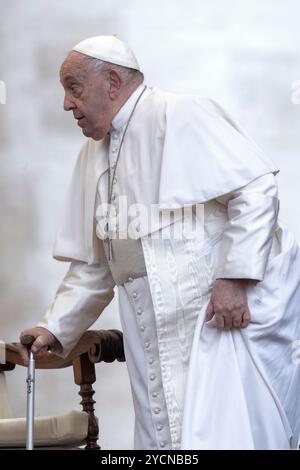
[105,85,147,260]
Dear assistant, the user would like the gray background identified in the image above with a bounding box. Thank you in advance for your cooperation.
[0,0,299,449]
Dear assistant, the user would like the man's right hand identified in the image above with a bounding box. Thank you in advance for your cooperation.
[19,327,61,366]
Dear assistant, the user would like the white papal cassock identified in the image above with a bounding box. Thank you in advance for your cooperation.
[37,85,300,450]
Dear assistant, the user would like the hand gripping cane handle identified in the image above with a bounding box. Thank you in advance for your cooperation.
[20,334,36,349]
[20,334,36,450]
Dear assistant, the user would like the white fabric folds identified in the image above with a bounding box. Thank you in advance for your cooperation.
[37,260,115,357]
[141,213,300,449]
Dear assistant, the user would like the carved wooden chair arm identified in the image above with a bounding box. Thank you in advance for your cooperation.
[0,329,125,371]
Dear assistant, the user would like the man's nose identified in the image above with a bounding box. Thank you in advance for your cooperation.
[63,95,75,111]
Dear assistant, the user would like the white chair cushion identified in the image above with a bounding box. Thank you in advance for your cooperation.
[0,371,13,419]
[0,410,89,447]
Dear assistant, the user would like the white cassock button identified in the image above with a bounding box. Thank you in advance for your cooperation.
[111,193,117,200]
[160,441,166,448]
[145,342,150,349]
[150,374,156,381]
[112,146,118,153]
[152,392,158,398]
[137,308,143,315]
[140,325,145,332]
[154,407,161,414]
[132,292,138,299]
[148,357,154,364]
[113,177,117,184]
[156,424,163,431]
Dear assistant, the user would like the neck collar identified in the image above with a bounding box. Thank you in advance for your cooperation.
[111,84,146,132]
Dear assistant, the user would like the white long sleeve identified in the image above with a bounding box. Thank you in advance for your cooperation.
[214,172,280,282]
[37,260,115,358]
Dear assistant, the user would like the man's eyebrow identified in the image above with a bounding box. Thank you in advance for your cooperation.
[60,74,79,85]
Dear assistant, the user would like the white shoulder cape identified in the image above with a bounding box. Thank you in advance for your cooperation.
[53,87,279,264]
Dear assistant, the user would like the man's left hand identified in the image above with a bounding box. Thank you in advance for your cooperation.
[205,278,253,330]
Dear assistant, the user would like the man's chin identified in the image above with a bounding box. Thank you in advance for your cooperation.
[81,128,91,137]
[81,127,105,141]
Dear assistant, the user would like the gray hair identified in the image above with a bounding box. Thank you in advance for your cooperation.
[83,56,144,86]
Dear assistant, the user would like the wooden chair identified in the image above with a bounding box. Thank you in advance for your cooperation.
[0,329,125,449]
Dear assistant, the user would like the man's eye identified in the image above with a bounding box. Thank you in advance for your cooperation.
[70,85,81,96]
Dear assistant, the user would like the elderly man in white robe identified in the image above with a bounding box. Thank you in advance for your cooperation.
[19,36,300,450]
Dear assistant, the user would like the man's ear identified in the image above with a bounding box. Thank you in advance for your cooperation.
[108,70,122,99]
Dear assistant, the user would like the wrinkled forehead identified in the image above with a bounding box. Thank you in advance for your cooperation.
[59,51,90,84]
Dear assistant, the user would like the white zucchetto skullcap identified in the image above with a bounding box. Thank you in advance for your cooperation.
[72,35,140,71]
